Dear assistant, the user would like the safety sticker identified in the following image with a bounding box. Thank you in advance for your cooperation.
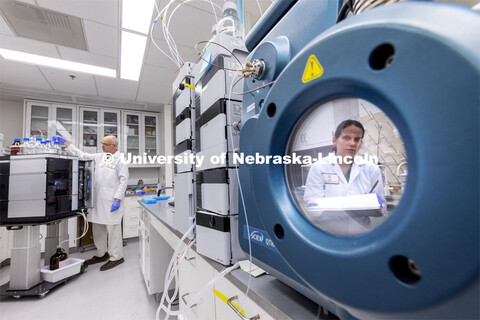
[302,55,324,83]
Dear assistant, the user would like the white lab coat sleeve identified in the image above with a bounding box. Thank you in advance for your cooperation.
[114,161,129,200]
[65,144,97,161]
[371,166,384,197]
[371,165,387,215]
[304,165,326,201]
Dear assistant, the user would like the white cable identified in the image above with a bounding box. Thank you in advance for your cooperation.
[164,0,222,64]
[150,0,182,67]
[150,0,222,68]
[156,223,196,320]
[161,238,197,320]
[226,60,254,307]
[255,0,263,16]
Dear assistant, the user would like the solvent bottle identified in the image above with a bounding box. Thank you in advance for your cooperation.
[11,139,21,155]
[216,1,244,39]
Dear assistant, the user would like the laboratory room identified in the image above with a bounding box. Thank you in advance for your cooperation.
[0,0,479,319]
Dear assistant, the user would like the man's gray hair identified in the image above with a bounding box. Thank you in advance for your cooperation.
[104,135,119,147]
[111,136,119,147]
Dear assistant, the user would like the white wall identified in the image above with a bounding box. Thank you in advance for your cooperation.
[0,97,23,147]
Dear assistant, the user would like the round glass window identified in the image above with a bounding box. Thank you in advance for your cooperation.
[285,97,407,236]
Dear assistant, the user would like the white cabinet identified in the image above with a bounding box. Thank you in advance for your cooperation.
[24,100,160,157]
[178,248,216,320]
[24,101,77,144]
[144,114,159,157]
[123,196,141,239]
[123,112,141,157]
[79,107,100,153]
[122,111,160,160]
[176,250,273,320]
[79,107,120,153]
[54,105,77,143]
[138,207,175,295]
[214,274,274,320]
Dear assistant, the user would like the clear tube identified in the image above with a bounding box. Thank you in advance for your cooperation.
[156,223,196,320]
[58,210,89,248]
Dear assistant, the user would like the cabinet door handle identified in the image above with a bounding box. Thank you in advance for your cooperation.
[227,295,260,320]
[181,292,197,308]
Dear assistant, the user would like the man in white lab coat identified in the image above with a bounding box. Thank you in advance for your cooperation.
[303,120,384,236]
[53,134,129,271]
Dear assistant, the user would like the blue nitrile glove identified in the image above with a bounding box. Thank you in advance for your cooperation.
[52,135,67,144]
[110,200,121,212]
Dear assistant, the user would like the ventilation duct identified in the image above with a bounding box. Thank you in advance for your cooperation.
[0,0,87,50]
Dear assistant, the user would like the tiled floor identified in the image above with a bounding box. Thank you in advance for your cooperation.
[0,238,170,320]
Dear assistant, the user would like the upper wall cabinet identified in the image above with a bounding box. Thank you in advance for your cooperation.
[144,114,158,157]
[24,100,160,157]
[79,107,100,153]
[24,101,78,145]
[122,111,160,165]
[79,107,121,153]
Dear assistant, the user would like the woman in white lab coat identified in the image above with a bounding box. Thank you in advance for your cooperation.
[53,134,129,270]
[303,120,384,236]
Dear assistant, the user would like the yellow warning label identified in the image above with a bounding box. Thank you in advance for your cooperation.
[302,55,324,83]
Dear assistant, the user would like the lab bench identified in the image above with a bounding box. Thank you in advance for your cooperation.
[138,201,320,320]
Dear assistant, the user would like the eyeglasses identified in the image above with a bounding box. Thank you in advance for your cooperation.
[101,143,115,146]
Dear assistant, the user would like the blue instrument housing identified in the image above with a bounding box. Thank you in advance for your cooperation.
[239,1,480,318]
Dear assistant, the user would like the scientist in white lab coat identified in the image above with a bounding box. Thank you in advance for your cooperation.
[53,134,129,271]
[303,120,384,236]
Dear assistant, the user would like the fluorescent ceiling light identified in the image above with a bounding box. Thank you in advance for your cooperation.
[122,0,155,34]
[0,48,116,77]
[120,31,147,81]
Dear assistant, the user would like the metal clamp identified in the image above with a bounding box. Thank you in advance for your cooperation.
[184,252,196,261]
[227,295,260,320]
[181,293,197,308]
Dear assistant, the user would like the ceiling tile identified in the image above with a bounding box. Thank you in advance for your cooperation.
[145,38,183,70]
[39,66,97,96]
[244,0,272,33]
[83,20,118,58]
[58,46,117,69]
[0,34,59,57]
[141,64,176,87]
[95,76,139,101]
[0,14,14,36]
[137,82,172,105]
[0,59,52,90]
[152,4,214,48]
[36,0,118,27]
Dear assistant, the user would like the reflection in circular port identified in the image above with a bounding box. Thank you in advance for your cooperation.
[285,97,407,237]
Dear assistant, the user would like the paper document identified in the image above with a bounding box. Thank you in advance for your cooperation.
[307,193,383,217]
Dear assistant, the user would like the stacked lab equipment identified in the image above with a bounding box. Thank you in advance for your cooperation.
[0,154,93,291]
[192,32,247,265]
[0,154,93,225]
[172,62,196,238]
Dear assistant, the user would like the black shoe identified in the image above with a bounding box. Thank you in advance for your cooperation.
[100,258,125,271]
[85,252,110,265]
